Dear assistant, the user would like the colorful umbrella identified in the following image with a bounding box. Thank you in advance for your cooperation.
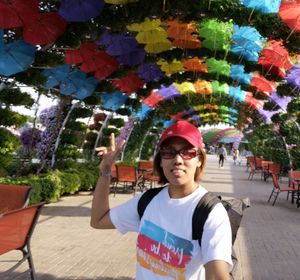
[250,74,277,96]
[269,91,292,111]
[106,34,138,56]
[65,43,98,64]
[116,47,145,66]
[173,82,196,95]
[194,79,213,95]
[43,64,70,89]
[258,108,280,124]
[258,40,293,77]
[182,58,208,73]
[199,19,233,52]
[132,103,153,120]
[231,25,265,62]
[59,0,104,22]
[0,0,38,29]
[112,72,144,94]
[157,84,181,100]
[207,58,230,77]
[137,63,164,82]
[229,86,247,102]
[279,1,300,39]
[100,91,128,111]
[142,90,163,108]
[230,65,252,84]
[23,12,67,45]
[0,32,35,76]
[285,65,300,90]
[239,0,281,13]
[157,59,184,75]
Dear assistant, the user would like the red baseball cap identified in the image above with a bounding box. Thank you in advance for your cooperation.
[159,121,203,148]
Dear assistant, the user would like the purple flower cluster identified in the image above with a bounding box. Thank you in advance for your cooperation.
[20,128,42,149]
[116,117,136,145]
[37,106,63,167]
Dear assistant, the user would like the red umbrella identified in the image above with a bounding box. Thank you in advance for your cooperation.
[142,90,163,108]
[65,43,98,64]
[23,12,67,45]
[113,72,144,94]
[258,40,293,77]
[0,0,38,29]
[250,74,277,96]
[279,0,300,33]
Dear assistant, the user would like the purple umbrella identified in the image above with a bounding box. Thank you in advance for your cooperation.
[258,108,280,124]
[117,47,146,66]
[270,91,292,111]
[97,30,113,46]
[285,65,300,90]
[157,85,180,100]
[138,63,164,82]
[59,0,104,22]
[106,34,138,56]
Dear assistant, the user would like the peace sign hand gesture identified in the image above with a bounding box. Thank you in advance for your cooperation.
[96,133,125,174]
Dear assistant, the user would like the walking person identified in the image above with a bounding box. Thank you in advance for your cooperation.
[218,144,227,168]
[91,121,232,279]
[232,149,239,165]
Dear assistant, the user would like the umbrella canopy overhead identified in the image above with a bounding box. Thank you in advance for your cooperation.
[0,30,35,76]
[59,0,104,22]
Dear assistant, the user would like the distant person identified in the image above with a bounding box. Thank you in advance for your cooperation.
[232,149,239,165]
[218,144,227,168]
[91,121,232,279]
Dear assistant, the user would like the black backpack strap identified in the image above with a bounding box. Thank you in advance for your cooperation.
[137,187,165,220]
[192,192,220,245]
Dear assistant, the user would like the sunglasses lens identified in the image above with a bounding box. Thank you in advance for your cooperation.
[160,148,198,160]
[160,149,176,159]
[180,149,198,160]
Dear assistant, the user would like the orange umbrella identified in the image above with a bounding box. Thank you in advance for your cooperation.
[182,57,208,73]
[194,79,213,95]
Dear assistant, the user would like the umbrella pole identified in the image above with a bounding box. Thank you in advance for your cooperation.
[248,8,255,23]
[285,28,296,42]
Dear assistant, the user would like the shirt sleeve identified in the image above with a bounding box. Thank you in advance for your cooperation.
[201,203,233,268]
[109,193,142,234]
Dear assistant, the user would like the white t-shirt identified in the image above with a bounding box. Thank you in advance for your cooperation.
[110,186,232,280]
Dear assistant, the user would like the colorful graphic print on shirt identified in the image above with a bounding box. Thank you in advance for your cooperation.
[137,220,194,279]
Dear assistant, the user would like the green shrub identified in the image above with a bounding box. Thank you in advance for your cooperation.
[58,171,81,195]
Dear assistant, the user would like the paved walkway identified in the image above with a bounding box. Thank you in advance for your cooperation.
[1,155,300,280]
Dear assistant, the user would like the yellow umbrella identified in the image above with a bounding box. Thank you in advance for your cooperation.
[144,41,172,54]
[157,59,184,75]
[136,28,168,44]
[127,18,161,32]
[173,82,196,95]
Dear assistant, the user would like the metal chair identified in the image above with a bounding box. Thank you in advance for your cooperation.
[115,165,138,195]
[268,173,296,206]
[0,202,45,280]
[0,184,32,213]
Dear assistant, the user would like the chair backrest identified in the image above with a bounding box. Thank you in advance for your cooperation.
[270,173,280,190]
[0,185,32,213]
[255,157,263,168]
[268,163,281,175]
[289,170,300,180]
[138,160,154,170]
[111,163,117,179]
[0,202,45,255]
[116,165,137,183]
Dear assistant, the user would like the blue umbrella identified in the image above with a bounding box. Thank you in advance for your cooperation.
[100,91,128,111]
[106,34,138,56]
[0,32,35,76]
[43,64,70,89]
[230,65,252,85]
[59,0,104,22]
[231,25,265,62]
[59,70,98,100]
[239,0,281,13]
[117,47,146,66]
[132,104,153,120]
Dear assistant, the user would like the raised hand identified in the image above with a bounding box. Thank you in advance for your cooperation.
[96,133,125,173]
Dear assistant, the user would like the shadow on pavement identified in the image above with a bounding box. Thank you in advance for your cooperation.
[1,272,134,280]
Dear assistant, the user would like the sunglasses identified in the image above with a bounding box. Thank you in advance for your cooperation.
[159,147,200,160]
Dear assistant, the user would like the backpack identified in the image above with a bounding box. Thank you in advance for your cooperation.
[137,187,250,277]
